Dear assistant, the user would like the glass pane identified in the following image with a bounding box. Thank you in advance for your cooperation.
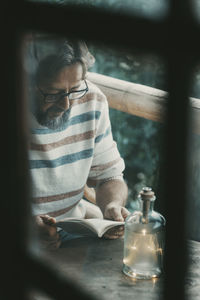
[28,290,53,300]
[185,62,200,300]
[27,0,169,20]
[23,33,166,299]
[187,63,200,241]
[191,0,200,22]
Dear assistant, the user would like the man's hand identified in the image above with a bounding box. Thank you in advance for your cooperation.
[104,203,130,222]
[95,179,129,239]
[103,203,130,239]
[34,215,61,250]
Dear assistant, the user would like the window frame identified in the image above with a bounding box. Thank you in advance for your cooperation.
[1,1,199,299]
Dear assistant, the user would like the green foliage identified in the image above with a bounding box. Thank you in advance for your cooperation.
[88,41,200,240]
[88,44,166,210]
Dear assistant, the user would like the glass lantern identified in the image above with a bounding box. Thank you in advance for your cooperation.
[123,187,166,279]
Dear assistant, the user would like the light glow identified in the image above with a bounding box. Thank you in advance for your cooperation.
[157,248,163,255]
[131,246,137,250]
[142,229,146,235]
[147,246,155,251]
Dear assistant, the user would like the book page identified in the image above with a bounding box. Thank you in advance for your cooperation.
[84,219,124,237]
[56,218,124,238]
[56,219,97,237]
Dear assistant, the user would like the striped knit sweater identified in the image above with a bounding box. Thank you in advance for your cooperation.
[29,81,125,220]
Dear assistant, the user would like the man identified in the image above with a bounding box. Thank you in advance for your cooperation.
[27,37,129,249]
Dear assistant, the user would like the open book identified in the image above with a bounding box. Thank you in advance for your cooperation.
[55,218,125,238]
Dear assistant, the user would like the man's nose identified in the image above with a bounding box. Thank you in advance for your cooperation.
[57,95,70,111]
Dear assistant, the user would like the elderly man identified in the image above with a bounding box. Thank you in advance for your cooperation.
[27,37,129,249]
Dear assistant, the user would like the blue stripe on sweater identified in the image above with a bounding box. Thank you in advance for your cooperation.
[29,148,93,169]
[31,111,101,135]
[95,126,111,143]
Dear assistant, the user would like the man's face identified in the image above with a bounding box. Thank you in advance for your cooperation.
[33,63,84,129]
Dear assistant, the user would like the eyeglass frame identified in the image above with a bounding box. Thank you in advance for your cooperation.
[37,79,89,103]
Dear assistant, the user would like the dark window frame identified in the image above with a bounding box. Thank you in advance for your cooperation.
[1,1,199,299]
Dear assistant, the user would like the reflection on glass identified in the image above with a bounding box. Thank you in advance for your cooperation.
[24,34,166,245]
[28,290,53,300]
[187,63,200,241]
[23,33,166,299]
[191,0,200,22]
[185,63,200,300]
[27,0,169,20]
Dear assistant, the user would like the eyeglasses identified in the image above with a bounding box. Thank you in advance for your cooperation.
[38,80,89,103]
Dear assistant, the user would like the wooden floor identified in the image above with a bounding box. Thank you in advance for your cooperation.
[29,237,200,300]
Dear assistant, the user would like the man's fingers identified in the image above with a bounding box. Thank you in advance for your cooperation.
[106,226,124,235]
[121,207,130,220]
[112,206,124,221]
[105,205,130,221]
[105,206,124,221]
[103,205,130,240]
[35,215,58,237]
[40,215,56,225]
[103,226,124,239]
[35,215,56,228]
[34,215,61,249]
[103,234,120,240]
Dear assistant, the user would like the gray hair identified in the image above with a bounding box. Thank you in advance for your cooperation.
[24,34,95,84]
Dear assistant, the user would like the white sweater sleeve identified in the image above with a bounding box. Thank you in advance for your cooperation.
[88,96,125,186]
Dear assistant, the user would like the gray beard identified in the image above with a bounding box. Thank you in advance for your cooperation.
[34,106,71,130]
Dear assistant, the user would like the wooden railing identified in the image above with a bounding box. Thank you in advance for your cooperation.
[87,72,200,134]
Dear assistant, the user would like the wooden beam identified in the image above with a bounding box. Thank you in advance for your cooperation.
[87,72,200,134]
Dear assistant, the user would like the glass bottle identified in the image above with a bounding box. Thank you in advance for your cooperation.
[123,187,166,279]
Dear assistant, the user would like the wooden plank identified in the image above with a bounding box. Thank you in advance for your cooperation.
[38,238,200,300]
[43,237,163,300]
[87,72,200,134]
